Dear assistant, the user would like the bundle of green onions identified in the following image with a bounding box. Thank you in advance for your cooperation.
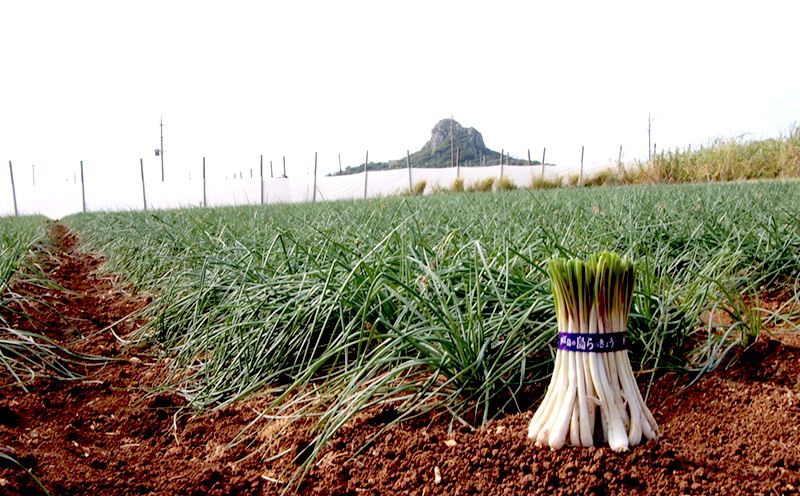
[527,252,660,451]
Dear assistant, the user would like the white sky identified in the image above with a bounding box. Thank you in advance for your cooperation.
[2,0,799,210]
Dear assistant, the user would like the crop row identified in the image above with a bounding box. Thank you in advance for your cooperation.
[0,215,48,325]
[0,215,91,390]
[60,181,799,457]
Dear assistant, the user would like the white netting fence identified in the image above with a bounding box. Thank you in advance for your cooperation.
[1,160,615,219]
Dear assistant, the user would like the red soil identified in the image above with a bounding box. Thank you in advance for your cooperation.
[1,222,798,495]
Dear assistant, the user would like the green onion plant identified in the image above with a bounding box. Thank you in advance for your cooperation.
[61,179,800,481]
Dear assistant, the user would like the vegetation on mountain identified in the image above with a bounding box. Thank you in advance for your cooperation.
[334,118,538,175]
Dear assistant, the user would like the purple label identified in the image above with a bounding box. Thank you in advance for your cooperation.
[557,332,627,353]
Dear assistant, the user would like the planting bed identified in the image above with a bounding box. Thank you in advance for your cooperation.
[1,223,799,495]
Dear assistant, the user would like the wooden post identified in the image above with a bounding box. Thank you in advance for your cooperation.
[339,153,342,174]
[140,158,147,211]
[450,118,454,168]
[8,161,18,217]
[282,156,286,177]
[363,151,369,199]
[260,155,264,205]
[203,157,207,207]
[500,149,505,179]
[648,113,653,163]
[406,150,412,192]
[270,160,274,178]
[618,145,623,164]
[527,149,531,166]
[456,146,461,178]
[541,147,546,180]
[579,146,585,186]
[80,160,86,212]
[312,152,318,203]
[160,117,165,182]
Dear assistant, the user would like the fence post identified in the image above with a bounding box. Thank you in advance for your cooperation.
[260,155,264,205]
[500,149,504,179]
[8,161,18,216]
[160,118,165,182]
[579,146,585,186]
[80,160,86,213]
[312,152,318,203]
[648,112,653,163]
[140,158,147,211]
[456,147,461,178]
[282,156,286,177]
[363,151,369,199]
[527,149,531,166]
[541,147,546,180]
[203,157,207,207]
[450,118,454,168]
[270,160,274,178]
[407,150,412,192]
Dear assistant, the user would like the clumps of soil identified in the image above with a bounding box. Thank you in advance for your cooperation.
[1,222,799,495]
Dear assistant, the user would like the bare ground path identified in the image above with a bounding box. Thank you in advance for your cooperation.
[1,222,799,495]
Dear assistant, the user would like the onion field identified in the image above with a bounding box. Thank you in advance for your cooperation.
[1,215,48,337]
[0,216,48,306]
[55,180,800,470]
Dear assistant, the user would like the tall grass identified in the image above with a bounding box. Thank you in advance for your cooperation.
[648,124,800,183]
[63,180,800,484]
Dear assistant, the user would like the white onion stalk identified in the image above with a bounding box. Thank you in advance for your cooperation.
[527,252,660,451]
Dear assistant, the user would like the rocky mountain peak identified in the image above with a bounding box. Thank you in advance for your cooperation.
[425,119,486,155]
[333,118,529,175]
